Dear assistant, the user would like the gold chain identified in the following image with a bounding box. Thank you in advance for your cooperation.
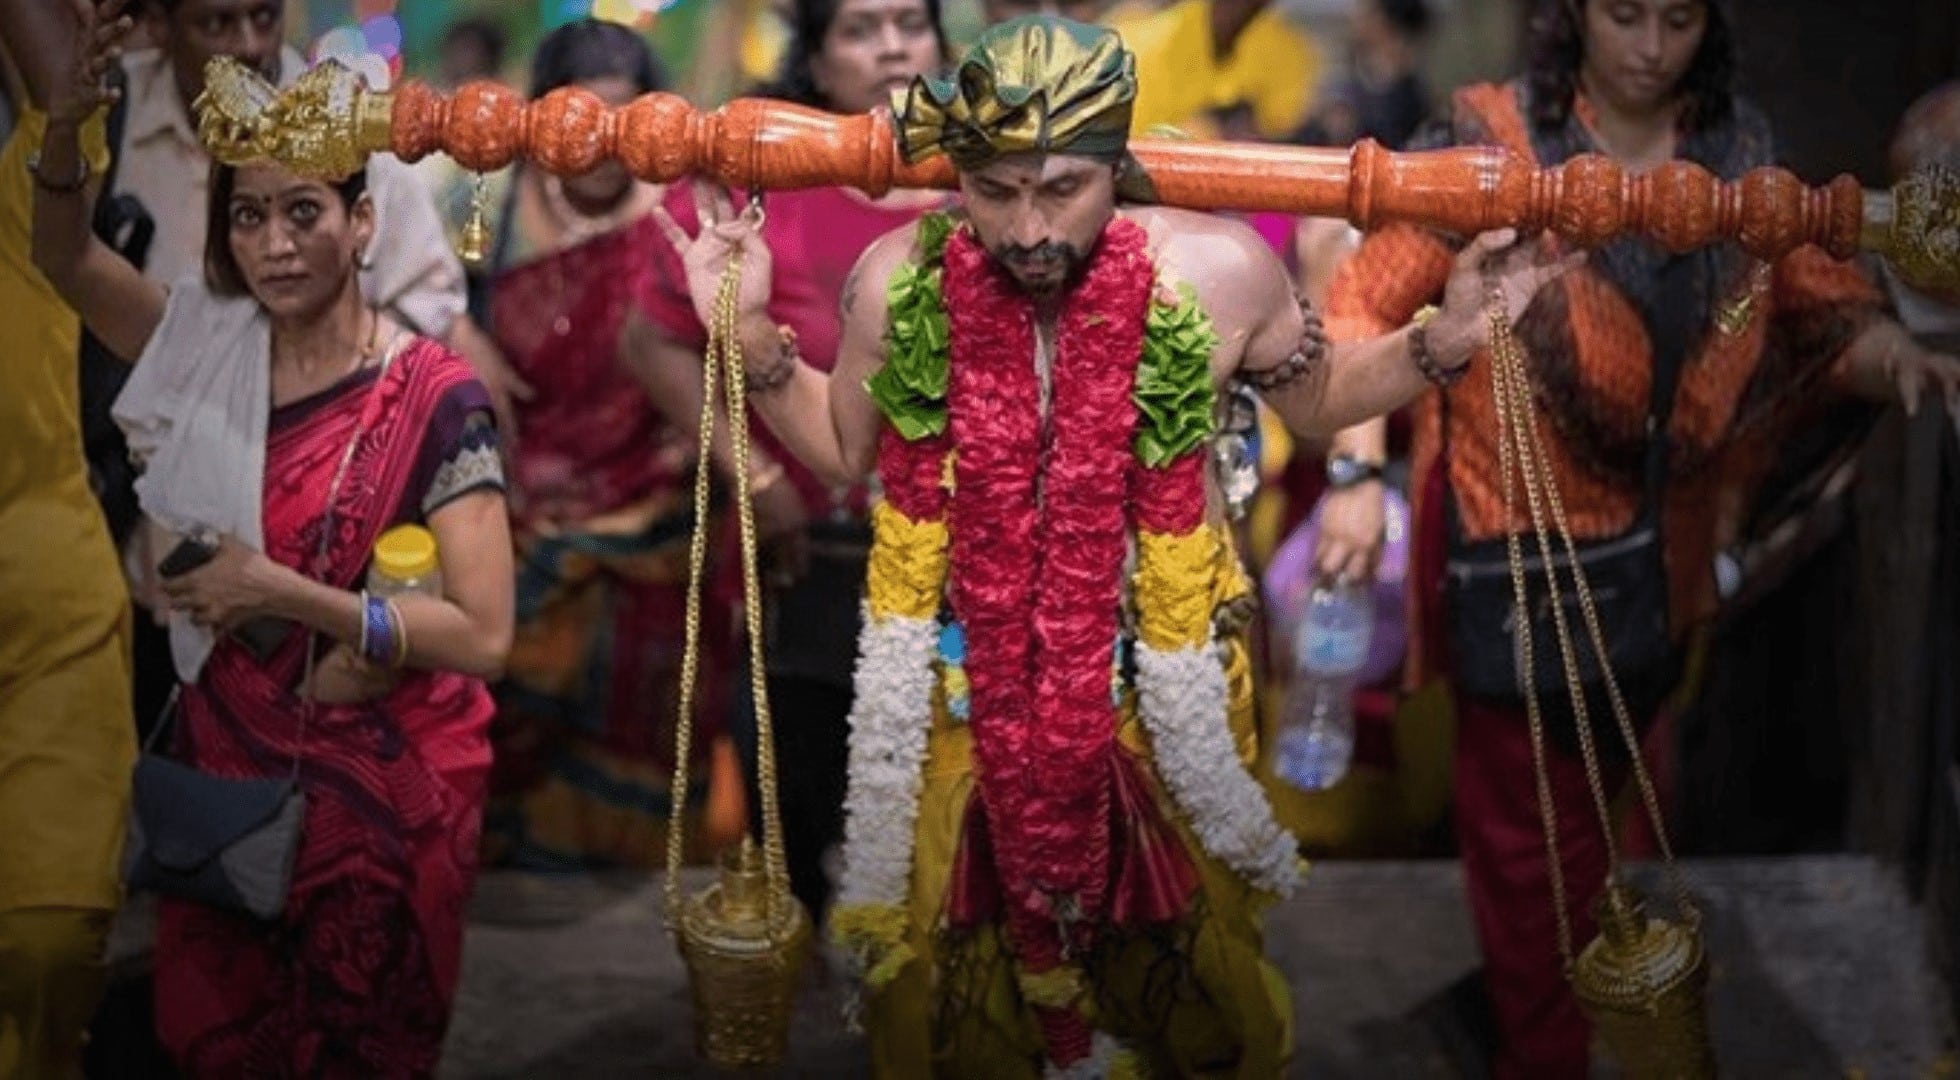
[1486,295,1577,970]
[663,249,794,936]
[1484,288,1700,972]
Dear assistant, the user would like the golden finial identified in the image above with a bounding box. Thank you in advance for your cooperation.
[1865,163,1960,297]
[192,56,395,181]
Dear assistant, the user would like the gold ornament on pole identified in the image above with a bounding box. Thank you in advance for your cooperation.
[1485,294,1717,1078]
[658,221,811,1068]
[457,173,491,267]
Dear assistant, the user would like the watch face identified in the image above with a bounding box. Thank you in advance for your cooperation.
[1327,456,1380,488]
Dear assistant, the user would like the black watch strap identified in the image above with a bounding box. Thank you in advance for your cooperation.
[1326,454,1384,489]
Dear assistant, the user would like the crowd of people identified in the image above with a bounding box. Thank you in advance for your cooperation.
[0,0,1955,1077]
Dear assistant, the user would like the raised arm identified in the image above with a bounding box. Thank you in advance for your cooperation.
[1242,226,1579,437]
[28,0,163,363]
[651,180,906,487]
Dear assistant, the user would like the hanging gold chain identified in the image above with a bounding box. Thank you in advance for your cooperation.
[1486,294,1578,971]
[663,244,794,938]
[1483,285,1701,972]
[717,252,793,927]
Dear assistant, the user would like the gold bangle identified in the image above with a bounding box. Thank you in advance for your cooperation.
[385,597,410,669]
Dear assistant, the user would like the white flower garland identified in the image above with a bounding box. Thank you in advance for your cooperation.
[1045,1032,1127,1079]
[835,608,941,910]
[1134,642,1302,897]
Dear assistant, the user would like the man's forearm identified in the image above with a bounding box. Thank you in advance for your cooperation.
[1263,326,1435,438]
[1328,414,1389,461]
[734,317,859,486]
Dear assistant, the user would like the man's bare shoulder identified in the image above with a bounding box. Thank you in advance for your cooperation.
[841,218,938,324]
[1123,207,1291,338]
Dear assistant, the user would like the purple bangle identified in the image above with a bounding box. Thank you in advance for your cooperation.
[362,592,395,665]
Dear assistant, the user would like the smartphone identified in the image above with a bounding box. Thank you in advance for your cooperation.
[156,533,220,579]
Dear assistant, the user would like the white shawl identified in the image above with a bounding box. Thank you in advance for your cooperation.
[113,278,271,681]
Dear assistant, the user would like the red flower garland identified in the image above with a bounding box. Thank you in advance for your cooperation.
[943,219,1153,945]
[876,425,950,522]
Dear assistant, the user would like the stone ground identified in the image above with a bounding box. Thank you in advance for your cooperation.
[437,856,1958,1079]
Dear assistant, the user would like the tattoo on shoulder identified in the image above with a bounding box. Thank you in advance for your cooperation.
[840,257,866,319]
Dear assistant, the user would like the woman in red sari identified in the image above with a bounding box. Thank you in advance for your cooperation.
[33,5,512,1074]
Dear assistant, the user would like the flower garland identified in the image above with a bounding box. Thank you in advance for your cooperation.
[944,217,1149,930]
[831,212,1302,1068]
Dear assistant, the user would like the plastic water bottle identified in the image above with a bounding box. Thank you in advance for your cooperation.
[1274,582,1373,791]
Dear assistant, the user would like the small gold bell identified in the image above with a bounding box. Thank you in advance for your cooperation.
[457,173,490,267]
[1573,882,1717,1079]
[672,838,811,1068]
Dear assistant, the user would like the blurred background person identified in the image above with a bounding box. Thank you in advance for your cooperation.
[477,19,744,873]
[1115,0,1323,142]
[437,14,505,88]
[0,3,131,1075]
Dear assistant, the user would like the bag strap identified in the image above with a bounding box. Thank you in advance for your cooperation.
[141,684,182,754]
[1634,252,1697,520]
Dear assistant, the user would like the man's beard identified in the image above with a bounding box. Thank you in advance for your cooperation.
[988,239,1087,297]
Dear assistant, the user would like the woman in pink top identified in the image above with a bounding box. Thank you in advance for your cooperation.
[634,0,953,922]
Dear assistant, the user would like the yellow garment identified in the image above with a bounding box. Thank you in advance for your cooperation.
[739,0,789,86]
[0,906,113,1080]
[865,553,1291,1076]
[0,110,134,916]
[1114,0,1322,140]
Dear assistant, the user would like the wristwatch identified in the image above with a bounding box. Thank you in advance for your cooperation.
[1326,453,1384,489]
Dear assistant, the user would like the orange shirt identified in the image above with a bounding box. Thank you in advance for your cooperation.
[1323,82,1882,683]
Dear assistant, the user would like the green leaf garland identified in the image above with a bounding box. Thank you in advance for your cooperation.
[867,213,956,441]
[1132,284,1218,467]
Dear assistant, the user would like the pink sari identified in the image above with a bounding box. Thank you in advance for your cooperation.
[155,339,495,1078]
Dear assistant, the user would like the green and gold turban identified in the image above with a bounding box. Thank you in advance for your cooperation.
[894,16,1137,171]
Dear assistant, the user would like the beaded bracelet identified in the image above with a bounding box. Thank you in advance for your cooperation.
[1409,304,1469,388]
[1242,296,1329,393]
[744,324,800,394]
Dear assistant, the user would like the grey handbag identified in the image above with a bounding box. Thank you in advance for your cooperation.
[122,690,305,922]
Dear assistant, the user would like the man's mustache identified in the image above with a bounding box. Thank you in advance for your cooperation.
[995,240,1081,266]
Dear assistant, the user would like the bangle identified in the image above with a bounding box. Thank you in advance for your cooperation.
[385,598,410,669]
[361,592,394,665]
[26,150,91,194]
[743,324,799,394]
[1409,304,1468,388]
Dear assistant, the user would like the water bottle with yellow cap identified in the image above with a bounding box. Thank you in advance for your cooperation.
[368,524,442,598]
